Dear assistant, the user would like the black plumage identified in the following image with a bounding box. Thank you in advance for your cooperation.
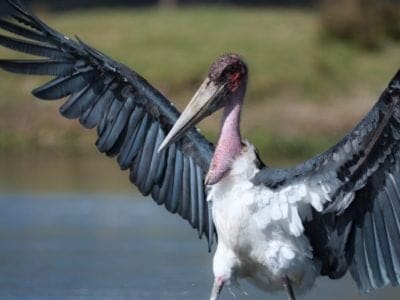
[33,71,96,100]
[61,80,104,119]
[4,0,400,296]
[189,157,199,227]
[180,156,191,219]
[253,70,400,292]
[0,33,67,59]
[142,126,165,194]
[157,144,176,205]
[0,18,47,42]
[169,148,184,213]
[0,0,215,248]
[0,59,74,76]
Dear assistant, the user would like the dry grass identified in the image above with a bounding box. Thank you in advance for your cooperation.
[320,0,400,49]
[0,6,400,165]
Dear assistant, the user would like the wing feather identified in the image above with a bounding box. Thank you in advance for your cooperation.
[0,0,215,248]
[0,59,74,76]
[157,144,176,205]
[61,80,105,119]
[79,85,112,128]
[0,33,67,59]
[143,127,165,193]
[0,18,47,42]
[253,64,400,289]
[372,203,396,284]
[136,122,159,192]
[118,106,145,169]
[189,157,199,227]
[169,149,184,214]
[33,71,95,100]
[180,156,191,219]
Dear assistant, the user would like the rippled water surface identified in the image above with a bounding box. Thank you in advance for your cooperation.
[0,156,399,299]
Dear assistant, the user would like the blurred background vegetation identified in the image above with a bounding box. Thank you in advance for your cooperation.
[1,0,400,191]
[2,3,400,299]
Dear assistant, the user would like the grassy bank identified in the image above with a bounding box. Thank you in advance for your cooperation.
[1,6,400,166]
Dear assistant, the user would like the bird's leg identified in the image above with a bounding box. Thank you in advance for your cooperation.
[210,276,225,300]
[283,276,296,300]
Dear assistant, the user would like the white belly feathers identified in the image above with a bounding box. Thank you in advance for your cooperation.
[207,141,324,291]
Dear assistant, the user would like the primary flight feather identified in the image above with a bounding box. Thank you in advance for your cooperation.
[1,1,400,299]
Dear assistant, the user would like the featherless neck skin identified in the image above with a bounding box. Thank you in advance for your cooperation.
[205,81,246,185]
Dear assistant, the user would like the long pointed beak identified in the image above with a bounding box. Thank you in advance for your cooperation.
[158,77,225,152]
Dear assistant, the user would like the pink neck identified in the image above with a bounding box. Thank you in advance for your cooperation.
[205,83,245,185]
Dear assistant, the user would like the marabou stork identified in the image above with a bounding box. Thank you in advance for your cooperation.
[2,1,400,300]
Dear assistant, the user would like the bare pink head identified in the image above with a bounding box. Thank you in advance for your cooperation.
[206,54,248,185]
[159,54,248,184]
[209,53,248,96]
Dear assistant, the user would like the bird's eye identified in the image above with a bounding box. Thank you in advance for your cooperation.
[224,65,234,74]
[218,65,236,82]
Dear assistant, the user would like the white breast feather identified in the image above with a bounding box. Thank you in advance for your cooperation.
[207,143,354,290]
[207,141,341,290]
[208,141,334,237]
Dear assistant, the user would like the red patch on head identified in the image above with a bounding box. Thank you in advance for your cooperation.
[229,71,242,92]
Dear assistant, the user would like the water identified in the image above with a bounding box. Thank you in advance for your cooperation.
[0,156,399,299]
[0,194,213,299]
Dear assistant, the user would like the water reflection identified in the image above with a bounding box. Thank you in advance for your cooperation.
[0,156,399,299]
[0,154,132,193]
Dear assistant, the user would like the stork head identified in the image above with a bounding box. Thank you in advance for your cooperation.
[158,53,248,151]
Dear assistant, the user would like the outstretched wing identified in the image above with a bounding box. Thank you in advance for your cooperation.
[0,0,216,249]
[253,71,400,291]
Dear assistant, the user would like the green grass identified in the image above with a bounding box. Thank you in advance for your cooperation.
[1,6,400,166]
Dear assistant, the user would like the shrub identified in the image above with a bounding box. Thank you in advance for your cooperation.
[320,0,400,49]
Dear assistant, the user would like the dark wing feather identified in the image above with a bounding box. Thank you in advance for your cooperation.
[0,18,47,42]
[0,59,75,76]
[253,70,400,291]
[0,0,215,249]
